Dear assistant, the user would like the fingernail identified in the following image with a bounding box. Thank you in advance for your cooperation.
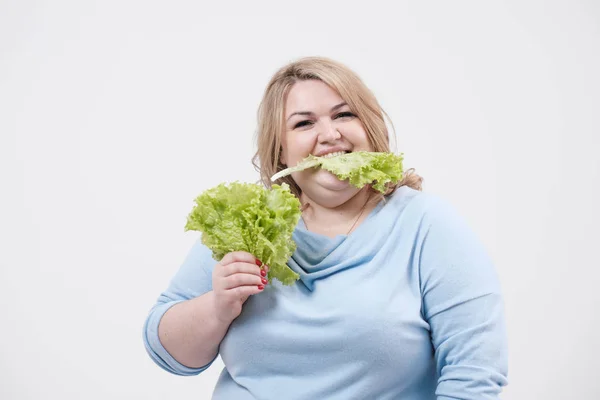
[255,259,262,266]
[261,278,268,284]
[260,270,266,277]
[258,285,265,290]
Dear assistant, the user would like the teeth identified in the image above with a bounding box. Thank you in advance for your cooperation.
[321,151,346,158]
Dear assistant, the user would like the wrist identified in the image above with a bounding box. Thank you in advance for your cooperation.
[206,291,235,328]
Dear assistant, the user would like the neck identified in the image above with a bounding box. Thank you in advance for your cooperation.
[299,187,376,237]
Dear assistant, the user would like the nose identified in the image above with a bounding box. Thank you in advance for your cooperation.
[317,119,341,143]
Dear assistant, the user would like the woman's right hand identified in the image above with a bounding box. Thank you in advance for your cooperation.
[211,251,268,324]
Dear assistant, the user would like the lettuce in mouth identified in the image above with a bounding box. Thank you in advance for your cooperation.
[271,151,404,193]
[185,182,302,286]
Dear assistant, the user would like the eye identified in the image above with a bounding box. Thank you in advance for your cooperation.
[334,111,356,120]
[294,120,314,129]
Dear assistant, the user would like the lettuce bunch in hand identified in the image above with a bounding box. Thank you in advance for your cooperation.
[271,151,404,193]
[185,182,302,286]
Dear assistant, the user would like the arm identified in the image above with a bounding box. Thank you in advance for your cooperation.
[157,291,231,369]
[418,198,508,399]
[143,240,219,375]
[143,241,265,375]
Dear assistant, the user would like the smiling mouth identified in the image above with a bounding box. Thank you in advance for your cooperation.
[320,151,349,159]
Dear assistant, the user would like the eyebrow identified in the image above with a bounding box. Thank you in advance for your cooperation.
[286,102,348,122]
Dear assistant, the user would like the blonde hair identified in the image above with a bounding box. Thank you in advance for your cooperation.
[252,56,423,197]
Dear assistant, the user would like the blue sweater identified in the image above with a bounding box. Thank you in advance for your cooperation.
[143,186,508,399]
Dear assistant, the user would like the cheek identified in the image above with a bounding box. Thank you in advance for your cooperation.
[346,123,372,148]
[283,132,317,162]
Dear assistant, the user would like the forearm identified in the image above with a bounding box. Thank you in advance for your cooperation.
[158,291,231,368]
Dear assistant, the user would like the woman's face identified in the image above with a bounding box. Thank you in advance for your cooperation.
[281,79,373,207]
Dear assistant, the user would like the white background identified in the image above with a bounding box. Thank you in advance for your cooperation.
[1,1,599,399]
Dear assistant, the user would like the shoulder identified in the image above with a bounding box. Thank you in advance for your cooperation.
[384,185,462,227]
[381,187,487,256]
[389,189,494,276]
[163,238,219,298]
[178,238,220,277]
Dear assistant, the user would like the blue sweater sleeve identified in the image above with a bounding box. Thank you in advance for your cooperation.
[142,240,218,376]
[418,198,508,399]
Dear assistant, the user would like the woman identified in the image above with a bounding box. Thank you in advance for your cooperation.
[143,57,508,399]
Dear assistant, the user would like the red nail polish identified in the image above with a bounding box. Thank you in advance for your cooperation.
[260,270,266,277]
[258,285,264,290]
[255,259,262,266]
[261,278,268,284]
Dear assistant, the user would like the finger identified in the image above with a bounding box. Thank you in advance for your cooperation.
[230,285,265,302]
[221,262,262,278]
[220,251,260,267]
[223,273,266,290]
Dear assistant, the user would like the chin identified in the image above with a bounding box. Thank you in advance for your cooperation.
[298,171,361,208]
[314,169,351,191]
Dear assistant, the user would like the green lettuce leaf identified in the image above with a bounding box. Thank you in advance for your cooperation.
[271,151,404,193]
[185,182,301,286]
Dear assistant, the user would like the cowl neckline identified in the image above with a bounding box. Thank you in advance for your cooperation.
[287,196,388,289]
